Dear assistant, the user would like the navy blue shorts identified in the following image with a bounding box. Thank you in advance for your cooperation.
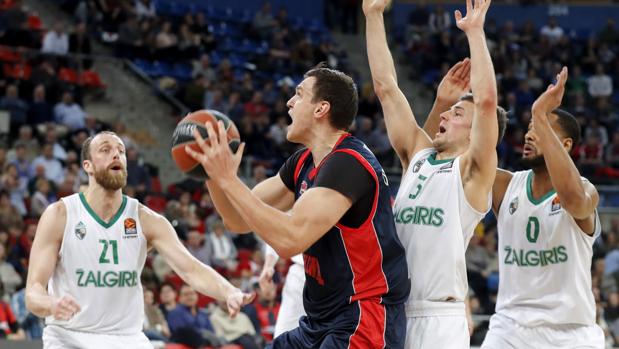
[270,300,405,349]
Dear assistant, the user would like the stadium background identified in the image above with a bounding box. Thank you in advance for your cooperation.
[0,0,618,348]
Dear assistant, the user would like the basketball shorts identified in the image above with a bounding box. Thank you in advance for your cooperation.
[271,300,405,349]
[274,263,306,338]
[43,325,153,349]
[405,314,469,349]
[481,313,605,349]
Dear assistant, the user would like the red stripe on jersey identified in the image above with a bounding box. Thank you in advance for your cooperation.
[293,149,311,187]
[348,300,386,349]
[334,149,388,302]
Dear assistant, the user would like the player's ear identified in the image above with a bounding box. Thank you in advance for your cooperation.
[562,138,573,152]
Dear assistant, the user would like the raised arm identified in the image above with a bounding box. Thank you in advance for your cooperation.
[457,0,499,211]
[26,202,81,320]
[423,59,471,138]
[363,0,432,170]
[140,205,254,316]
[206,174,294,233]
[531,67,598,233]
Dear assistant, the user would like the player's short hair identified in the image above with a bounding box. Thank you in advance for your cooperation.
[304,63,358,131]
[552,108,581,147]
[459,93,508,146]
[81,131,119,163]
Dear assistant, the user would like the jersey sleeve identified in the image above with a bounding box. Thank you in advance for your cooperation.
[313,152,374,203]
[278,148,308,191]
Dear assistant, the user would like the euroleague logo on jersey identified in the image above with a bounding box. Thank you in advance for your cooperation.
[124,218,137,238]
[299,180,308,196]
[550,196,562,215]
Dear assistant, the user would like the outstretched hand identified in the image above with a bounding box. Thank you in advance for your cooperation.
[226,289,255,318]
[436,58,471,104]
[532,66,568,119]
[184,120,246,185]
[455,0,492,33]
[362,0,392,15]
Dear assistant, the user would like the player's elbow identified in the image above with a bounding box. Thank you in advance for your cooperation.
[563,194,593,220]
[373,78,399,101]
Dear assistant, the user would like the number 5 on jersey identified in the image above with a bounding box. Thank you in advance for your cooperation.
[99,239,119,264]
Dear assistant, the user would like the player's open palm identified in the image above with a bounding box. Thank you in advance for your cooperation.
[362,0,391,15]
[226,289,255,318]
[185,120,245,185]
[51,295,81,321]
[532,66,568,117]
[437,58,471,104]
[455,0,491,33]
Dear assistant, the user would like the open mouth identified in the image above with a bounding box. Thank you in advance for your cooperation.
[109,164,123,171]
[523,144,535,156]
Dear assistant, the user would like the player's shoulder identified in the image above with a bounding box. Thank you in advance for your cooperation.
[137,202,165,223]
[44,200,67,220]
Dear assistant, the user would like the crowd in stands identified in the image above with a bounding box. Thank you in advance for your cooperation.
[0,0,618,348]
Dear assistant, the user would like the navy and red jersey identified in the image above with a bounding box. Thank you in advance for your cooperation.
[279,134,410,320]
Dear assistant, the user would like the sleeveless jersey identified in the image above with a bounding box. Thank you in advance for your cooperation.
[291,134,410,320]
[394,148,489,316]
[47,193,147,334]
[496,170,600,326]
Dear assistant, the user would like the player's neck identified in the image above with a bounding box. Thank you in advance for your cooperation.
[309,130,348,166]
[530,167,554,198]
[83,186,124,221]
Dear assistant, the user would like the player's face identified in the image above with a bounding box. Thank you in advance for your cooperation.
[521,114,566,168]
[433,100,473,152]
[286,77,318,143]
[85,134,127,191]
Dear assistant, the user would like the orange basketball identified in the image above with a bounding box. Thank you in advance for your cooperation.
[171,109,241,179]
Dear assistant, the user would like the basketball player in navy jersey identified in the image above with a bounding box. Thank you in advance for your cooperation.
[185,65,410,348]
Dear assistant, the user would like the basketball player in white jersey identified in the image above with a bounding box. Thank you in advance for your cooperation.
[258,245,305,338]
[479,69,605,348]
[25,131,254,349]
[364,0,506,347]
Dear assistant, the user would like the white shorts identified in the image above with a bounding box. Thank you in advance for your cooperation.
[405,315,469,349]
[274,263,306,338]
[43,325,153,349]
[481,313,605,349]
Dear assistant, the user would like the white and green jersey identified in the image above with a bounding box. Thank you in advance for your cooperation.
[496,170,600,326]
[47,193,147,334]
[394,148,489,316]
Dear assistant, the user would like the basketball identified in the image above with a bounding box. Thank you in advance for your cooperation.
[171,109,241,179]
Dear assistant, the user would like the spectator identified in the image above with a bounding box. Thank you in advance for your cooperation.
[185,230,213,266]
[428,5,451,33]
[579,134,605,176]
[27,85,53,125]
[13,126,39,162]
[0,244,21,296]
[167,284,220,347]
[585,119,609,146]
[143,288,170,342]
[253,2,275,38]
[158,282,177,319]
[588,64,613,100]
[0,85,29,136]
[30,179,52,218]
[42,22,69,55]
[117,15,144,58]
[245,281,280,343]
[69,22,93,67]
[10,287,43,339]
[607,133,619,168]
[0,190,23,231]
[208,220,238,272]
[210,299,261,349]
[192,54,215,82]
[540,17,564,45]
[1,163,27,216]
[134,0,156,18]
[30,143,64,186]
[54,91,87,130]
[0,283,25,340]
[126,147,149,200]
[8,142,31,183]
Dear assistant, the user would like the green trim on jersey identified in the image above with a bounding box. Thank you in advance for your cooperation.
[427,152,454,165]
[79,192,128,228]
[526,171,556,205]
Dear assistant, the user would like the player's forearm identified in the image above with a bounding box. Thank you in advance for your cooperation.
[365,11,399,98]
[467,30,497,110]
[25,283,53,318]
[263,252,278,270]
[205,180,251,233]
[534,115,591,216]
[220,177,301,258]
[185,259,237,301]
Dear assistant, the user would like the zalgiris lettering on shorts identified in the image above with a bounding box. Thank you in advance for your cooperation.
[503,245,568,267]
[394,206,444,227]
[76,269,139,287]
